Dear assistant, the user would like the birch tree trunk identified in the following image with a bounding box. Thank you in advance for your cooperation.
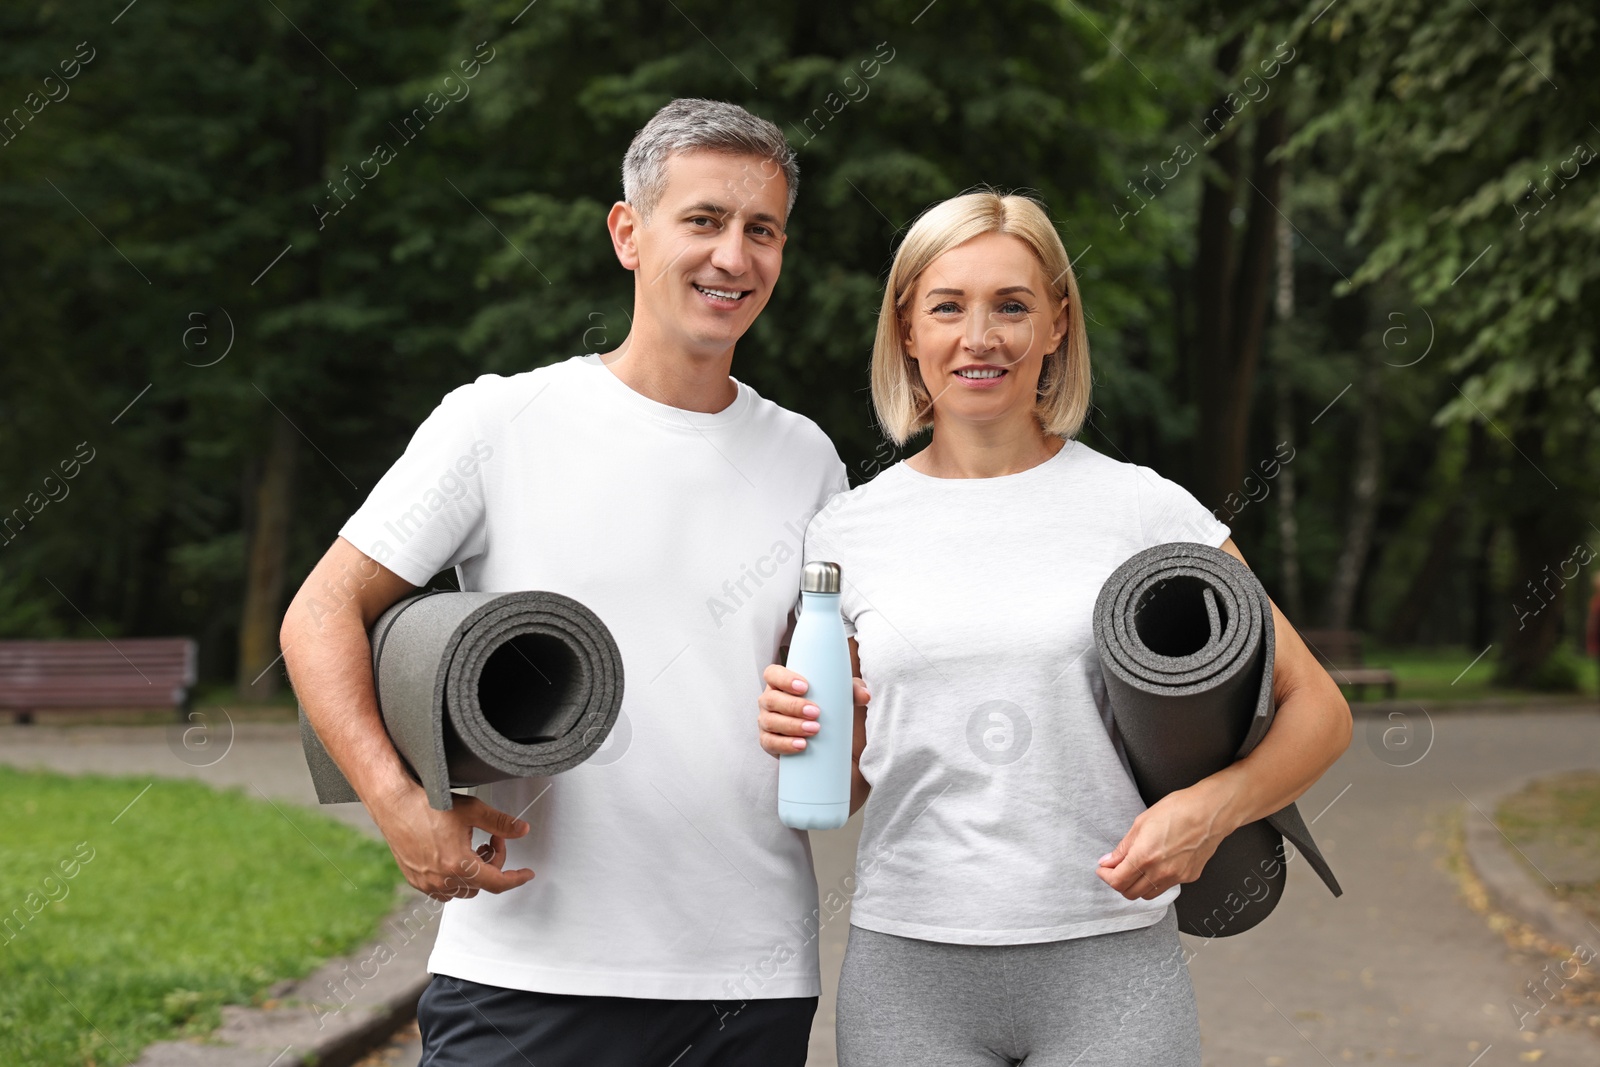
[1271,208,1305,621]
[1325,360,1383,631]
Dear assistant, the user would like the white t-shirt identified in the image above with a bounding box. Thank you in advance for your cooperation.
[802,438,1231,945]
[339,353,848,999]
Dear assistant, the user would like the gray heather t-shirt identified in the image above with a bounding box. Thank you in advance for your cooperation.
[803,438,1231,944]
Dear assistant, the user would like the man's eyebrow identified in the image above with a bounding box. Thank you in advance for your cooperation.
[682,201,785,230]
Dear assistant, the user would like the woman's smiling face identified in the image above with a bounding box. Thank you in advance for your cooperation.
[903,231,1068,430]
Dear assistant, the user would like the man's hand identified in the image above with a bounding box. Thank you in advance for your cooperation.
[1096,785,1232,900]
[284,537,538,902]
[369,780,535,901]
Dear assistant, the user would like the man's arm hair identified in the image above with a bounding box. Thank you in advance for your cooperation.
[280,536,421,808]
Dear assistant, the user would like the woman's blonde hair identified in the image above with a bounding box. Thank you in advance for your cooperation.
[870,189,1091,445]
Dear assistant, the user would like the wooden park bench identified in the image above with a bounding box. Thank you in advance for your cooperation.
[0,638,197,724]
[1297,629,1397,700]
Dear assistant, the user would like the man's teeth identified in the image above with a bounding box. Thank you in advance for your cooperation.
[694,284,747,300]
[956,368,1005,379]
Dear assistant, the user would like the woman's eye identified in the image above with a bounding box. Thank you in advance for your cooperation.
[931,302,959,314]
[999,301,1029,315]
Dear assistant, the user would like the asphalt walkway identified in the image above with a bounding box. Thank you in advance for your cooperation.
[5,707,1598,1066]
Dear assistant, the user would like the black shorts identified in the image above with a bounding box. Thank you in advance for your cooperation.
[415,972,818,1066]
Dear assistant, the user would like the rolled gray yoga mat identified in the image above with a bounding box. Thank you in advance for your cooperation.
[298,590,624,811]
[1092,542,1342,937]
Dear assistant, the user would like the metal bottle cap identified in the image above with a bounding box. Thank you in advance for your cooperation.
[801,561,841,594]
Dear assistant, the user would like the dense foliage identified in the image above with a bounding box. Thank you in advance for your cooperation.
[1,0,1594,692]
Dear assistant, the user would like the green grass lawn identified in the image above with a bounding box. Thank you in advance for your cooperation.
[1349,644,1600,704]
[0,767,403,1066]
[1495,770,1600,929]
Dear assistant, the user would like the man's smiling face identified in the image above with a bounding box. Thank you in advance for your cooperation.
[626,149,789,358]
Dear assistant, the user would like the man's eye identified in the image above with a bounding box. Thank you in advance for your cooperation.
[690,216,716,227]
[750,225,772,237]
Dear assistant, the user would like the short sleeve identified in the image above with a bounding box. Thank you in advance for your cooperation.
[829,464,850,498]
[338,384,492,586]
[1134,464,1231,549]
[802,498,856,638]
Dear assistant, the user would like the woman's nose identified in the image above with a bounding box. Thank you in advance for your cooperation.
[964,311,998,353]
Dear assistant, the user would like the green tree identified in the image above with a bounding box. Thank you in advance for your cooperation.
[1293,0,1600,685]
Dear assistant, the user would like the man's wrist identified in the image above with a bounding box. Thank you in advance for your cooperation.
[358,758,422,820]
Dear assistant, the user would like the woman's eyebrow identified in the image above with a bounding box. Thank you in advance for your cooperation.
[923,286,1037,297]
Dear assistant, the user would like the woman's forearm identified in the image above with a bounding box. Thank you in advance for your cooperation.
[1194,676,1352,837]
[848,702,870,816]
[850,766,871,817]
[1202,539,1355,837]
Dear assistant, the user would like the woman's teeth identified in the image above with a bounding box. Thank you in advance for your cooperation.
[956,368,1005,379]
[694,283,748,301]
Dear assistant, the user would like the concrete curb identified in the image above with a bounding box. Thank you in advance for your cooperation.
[1459,769,1600,955]
[134,885,442,1067]
[1352,696,1600,718]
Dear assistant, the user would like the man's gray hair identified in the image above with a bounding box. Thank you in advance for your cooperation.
[622,98,800,223]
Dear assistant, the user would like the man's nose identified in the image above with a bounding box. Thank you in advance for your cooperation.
[709,223,749,276]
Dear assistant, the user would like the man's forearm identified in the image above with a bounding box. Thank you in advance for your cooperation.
[282,599,417,810]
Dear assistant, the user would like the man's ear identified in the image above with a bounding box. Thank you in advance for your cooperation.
[607,201,640,271]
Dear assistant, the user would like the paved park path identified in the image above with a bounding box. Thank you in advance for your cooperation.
[5,707,1598,1067]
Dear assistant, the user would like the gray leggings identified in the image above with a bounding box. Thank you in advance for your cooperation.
[836,906,1201,1066]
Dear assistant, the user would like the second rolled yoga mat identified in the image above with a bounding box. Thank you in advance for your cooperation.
[1093,541,1342,937]
[299,590,624,811]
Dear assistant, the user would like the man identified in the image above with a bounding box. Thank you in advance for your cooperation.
[280,98,864,1066]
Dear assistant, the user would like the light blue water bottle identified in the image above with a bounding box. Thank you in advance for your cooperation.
[778,561,852,830]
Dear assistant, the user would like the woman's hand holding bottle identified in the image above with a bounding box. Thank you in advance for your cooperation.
[757,664,870,756]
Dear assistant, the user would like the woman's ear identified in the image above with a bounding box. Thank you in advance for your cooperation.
[1050,297,1069,351]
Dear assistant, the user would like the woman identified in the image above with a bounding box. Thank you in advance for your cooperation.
[757,190,1351,1066]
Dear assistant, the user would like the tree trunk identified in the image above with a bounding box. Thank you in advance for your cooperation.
[236,79,322,700]
[1470,519,1496,650]
[1271,207,1304,621]
[1385,421,1487,646]
[1495,396,1584,688]
[1498,506,1575,687]
[1325,359,1383,631]
[237,418,297,699]
[1193,36,1290,511]
[1456,422,1493,650]
[1381,498,1465,645]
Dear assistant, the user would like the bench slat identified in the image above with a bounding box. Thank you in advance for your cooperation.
[0,638,198,718]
